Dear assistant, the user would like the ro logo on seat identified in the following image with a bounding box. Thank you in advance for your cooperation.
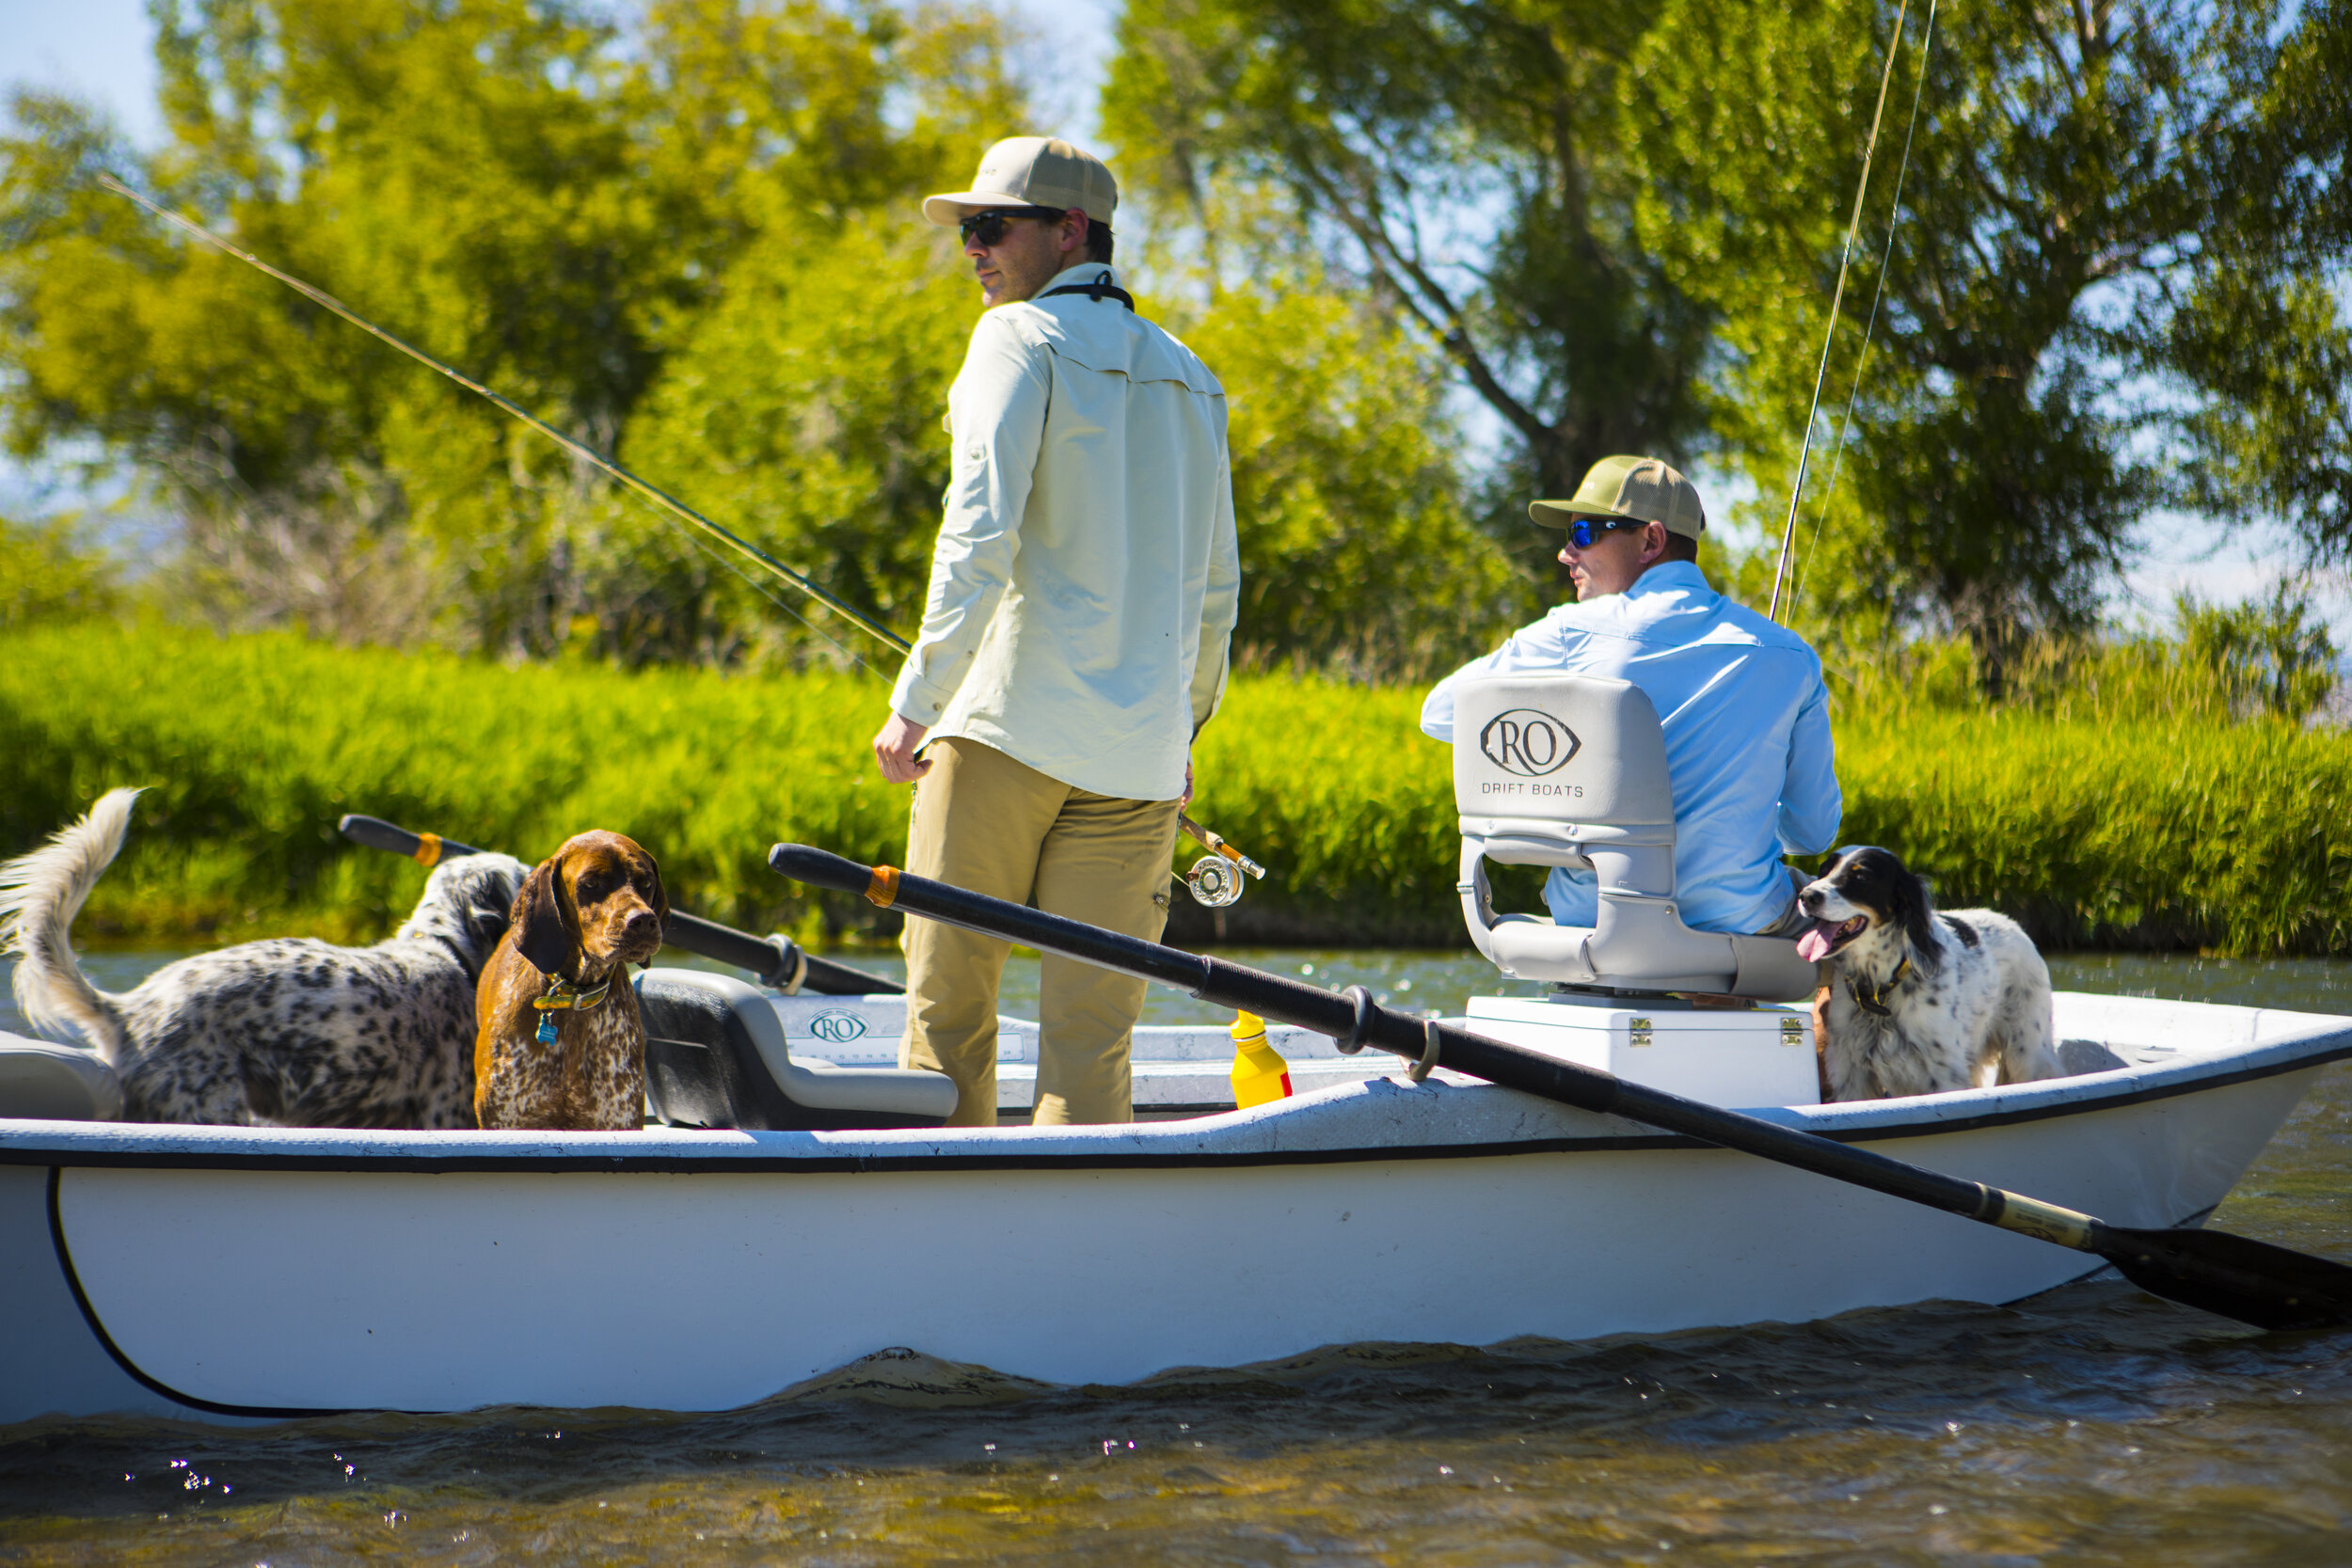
[808,1010,869,1044]
[1478,709,1580,777]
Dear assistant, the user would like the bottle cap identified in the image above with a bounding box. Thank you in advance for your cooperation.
[1229,1009,1265,1042]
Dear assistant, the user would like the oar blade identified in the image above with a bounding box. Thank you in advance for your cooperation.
[2098,1226,2352,1331]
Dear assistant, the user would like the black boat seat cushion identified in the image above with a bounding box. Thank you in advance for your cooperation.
[0,1032,123,1121]
[634,968,954,1131]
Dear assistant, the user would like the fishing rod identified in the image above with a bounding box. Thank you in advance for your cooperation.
[337,813,900,996]
[1766,0,1915,624]
[96,172,911,657]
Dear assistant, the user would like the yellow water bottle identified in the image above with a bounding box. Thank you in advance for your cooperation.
[1230,1010,1293,1108]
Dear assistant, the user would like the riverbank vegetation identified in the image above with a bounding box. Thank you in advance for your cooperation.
[3,620,2344,956]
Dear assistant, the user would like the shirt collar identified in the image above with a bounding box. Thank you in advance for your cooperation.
[1624,560,1712,600]
[1047,261,1118,288]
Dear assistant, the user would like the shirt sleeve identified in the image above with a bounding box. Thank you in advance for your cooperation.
[1774,670,1843,855]
[889,313,1052,725]
[1187,404,1242,734]
[1421,622,1554,743]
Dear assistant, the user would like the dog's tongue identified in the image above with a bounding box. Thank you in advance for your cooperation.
[1796,922,1837,962]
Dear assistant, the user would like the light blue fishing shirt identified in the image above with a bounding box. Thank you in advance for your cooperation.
[1420,561,1843,934]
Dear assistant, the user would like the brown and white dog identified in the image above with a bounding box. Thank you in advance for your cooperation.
[2,786,524,1128]
[1796,845,2062,1101]
[474,832,667,1131]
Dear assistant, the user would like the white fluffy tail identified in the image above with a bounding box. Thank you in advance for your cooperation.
[0,786,141,1060]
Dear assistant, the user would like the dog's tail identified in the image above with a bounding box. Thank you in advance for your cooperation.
[0,786,141,1062]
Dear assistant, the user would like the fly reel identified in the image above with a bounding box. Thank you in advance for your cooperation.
[1185,852,1246,907]
[1175,814,1265,909]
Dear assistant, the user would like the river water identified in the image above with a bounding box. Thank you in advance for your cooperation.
[4,950,2351,1564]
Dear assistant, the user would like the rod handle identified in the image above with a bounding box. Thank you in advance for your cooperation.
[337,815,484,865]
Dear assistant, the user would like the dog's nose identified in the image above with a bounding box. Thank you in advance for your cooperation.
[1800,887,1824,914]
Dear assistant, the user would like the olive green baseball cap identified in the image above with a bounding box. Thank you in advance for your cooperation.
[1528,455,1707,538]
[922,136,1119,227]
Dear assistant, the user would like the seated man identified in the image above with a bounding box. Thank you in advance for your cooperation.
[1422,455,1841,937]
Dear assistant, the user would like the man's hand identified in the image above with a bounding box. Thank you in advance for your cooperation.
[874,711,932,784]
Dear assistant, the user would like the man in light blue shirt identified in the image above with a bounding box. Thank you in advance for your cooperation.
[1422,456,1842,936]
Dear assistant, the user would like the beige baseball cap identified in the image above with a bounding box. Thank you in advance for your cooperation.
[1528,455,1707,538]
[922,136,1119,227]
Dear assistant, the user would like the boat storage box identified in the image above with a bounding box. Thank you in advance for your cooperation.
[1464,994,1820,1108]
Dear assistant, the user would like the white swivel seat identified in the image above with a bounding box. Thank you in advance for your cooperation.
[1453,673,1817,1002]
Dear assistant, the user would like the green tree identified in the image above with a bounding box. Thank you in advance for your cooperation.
[0,0,1025,662]
[1180,285,1526,678]
[0,515,120,626]
[1629,0,2352,670]
[1101,0,1713,576]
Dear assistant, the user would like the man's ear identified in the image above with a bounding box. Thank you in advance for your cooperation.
[1640,521,1670,566]
[513,856,579,977]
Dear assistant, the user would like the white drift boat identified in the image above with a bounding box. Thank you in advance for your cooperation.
[1,986,2345,1424]
[3,673,2345,1423]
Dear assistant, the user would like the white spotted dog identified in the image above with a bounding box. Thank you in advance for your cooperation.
[0,787,527,1128]
[1796,845,2062,1101]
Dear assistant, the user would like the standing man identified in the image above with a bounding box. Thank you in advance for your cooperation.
[873,136,1241,1127]
[1422,456,1841,938]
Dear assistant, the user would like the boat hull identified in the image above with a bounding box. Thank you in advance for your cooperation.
[4,994,2339,1423]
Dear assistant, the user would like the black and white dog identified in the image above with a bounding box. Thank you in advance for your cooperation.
[1796,846,2062,1101]
[0,787,526,1128]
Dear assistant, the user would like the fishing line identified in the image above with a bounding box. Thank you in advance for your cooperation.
[1766,0,1913,624]
[95,172,914,658]
[674,520,887,682]
[1791,0,1939,619]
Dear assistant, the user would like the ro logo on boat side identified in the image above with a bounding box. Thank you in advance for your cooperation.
[808,1011,869,1044]
[1478,710,1580,778]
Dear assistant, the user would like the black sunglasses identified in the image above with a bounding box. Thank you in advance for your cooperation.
[959,206,1073,247]
[1565,515,1654,548]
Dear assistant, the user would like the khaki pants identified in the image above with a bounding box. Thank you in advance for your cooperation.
[900,738,1179,1126]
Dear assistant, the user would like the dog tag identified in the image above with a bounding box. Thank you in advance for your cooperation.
[536,1014,560,1046]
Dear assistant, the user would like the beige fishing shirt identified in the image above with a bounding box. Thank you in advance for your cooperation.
[890,262,1241,801]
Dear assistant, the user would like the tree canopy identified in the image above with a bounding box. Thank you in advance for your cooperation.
[0,0,1520,678]
[1103,0,2352,657]
[5,0,2346,677]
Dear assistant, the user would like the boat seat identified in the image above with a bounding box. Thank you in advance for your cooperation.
[1453,673,1818,1002]
[0,1032,123,1121]
[635,968,956,1131]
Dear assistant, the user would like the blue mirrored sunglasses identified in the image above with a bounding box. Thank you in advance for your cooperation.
[1565,515,1652,548]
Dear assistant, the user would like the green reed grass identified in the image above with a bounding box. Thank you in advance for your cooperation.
[2,622,2346,954]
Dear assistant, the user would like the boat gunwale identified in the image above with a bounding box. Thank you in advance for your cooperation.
[4,1004,2348,1176]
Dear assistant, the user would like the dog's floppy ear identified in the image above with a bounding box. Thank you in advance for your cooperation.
[643,849,669,931]
[1891,856,1942,967]
[513,854,580,978]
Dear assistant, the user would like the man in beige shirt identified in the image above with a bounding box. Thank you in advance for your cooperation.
[872,136,1242,1126]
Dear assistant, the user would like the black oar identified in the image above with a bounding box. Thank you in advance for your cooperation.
[770,842,2352,1333]
[335,816,900,996]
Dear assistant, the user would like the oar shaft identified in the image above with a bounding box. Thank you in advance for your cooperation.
[339,816,900,995]
[771,844,1998,1224]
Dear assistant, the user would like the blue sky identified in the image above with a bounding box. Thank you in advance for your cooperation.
[2,0,2337,635]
